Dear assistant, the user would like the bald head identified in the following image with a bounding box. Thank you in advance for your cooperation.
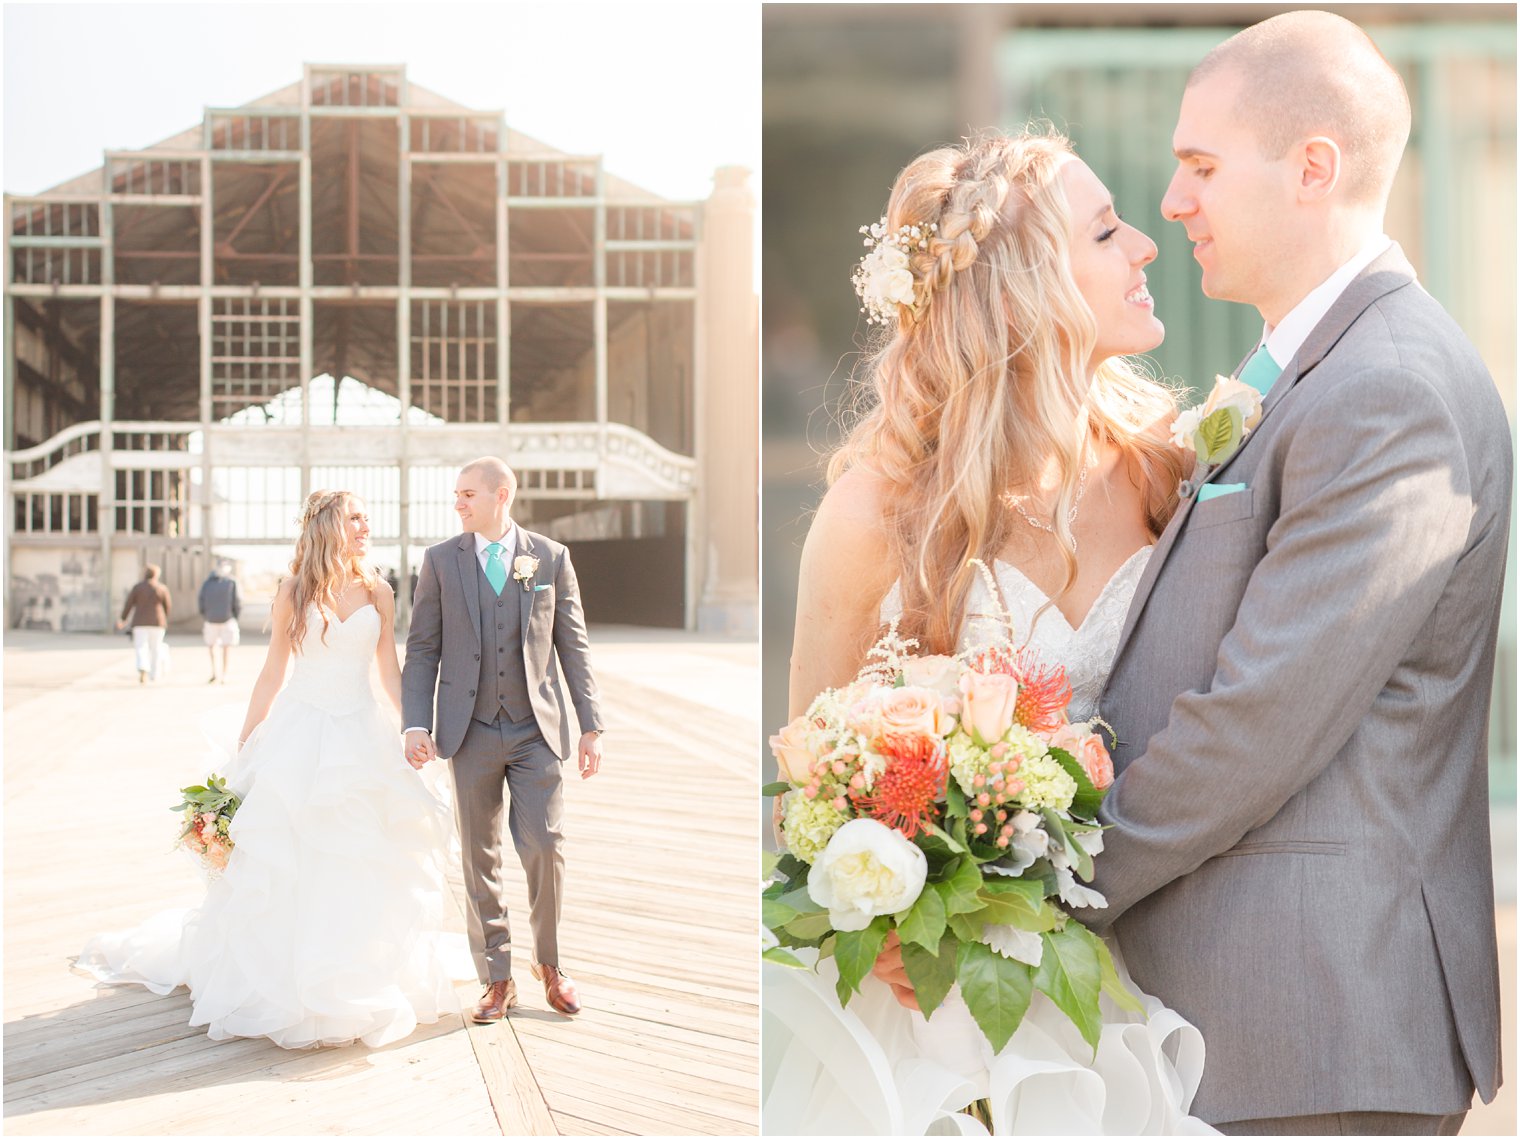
[459,456,518,497]
[1190,11,1410,205]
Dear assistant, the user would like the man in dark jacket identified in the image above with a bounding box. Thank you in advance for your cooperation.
[197,561,242,684]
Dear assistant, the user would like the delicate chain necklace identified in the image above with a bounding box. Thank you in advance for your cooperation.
[1006,450,1093,551]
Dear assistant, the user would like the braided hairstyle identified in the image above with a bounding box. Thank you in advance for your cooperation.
[286,489,379,651]
[830,127,1186,655]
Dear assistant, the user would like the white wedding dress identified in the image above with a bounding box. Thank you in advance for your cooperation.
[763,548,1219,1135]
[78,604,471,1049]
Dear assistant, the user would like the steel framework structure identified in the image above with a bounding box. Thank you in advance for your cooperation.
[4,65,730,630]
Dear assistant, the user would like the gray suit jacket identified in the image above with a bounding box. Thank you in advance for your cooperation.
[401,527,603,761]
[1088,246,1509,1123]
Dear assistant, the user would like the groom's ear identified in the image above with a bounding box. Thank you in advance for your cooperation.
[1296,136,1342,202]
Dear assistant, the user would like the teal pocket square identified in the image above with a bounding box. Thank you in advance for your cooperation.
[533,584,551,592]
[1197,482,1246,502]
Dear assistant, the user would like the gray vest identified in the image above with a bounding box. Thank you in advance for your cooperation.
[473,558,533,724]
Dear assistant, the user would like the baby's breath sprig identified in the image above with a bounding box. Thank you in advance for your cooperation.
[851,217,937,326]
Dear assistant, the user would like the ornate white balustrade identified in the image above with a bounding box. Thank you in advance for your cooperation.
[6,419,697,539]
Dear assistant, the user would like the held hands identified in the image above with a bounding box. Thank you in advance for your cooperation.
[871,930,921,1012]
[404,729,437,770]
[577,731,604,780]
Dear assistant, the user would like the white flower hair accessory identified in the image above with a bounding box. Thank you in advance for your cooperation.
[852,217,936,326]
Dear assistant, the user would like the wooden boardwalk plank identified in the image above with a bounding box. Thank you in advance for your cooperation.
[3,628,758,1136]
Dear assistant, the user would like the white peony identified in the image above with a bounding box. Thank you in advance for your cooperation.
[807,818,928,932]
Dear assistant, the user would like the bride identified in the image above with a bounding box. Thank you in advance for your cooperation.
[764,129,1215,1134]
[77,489,468,1049]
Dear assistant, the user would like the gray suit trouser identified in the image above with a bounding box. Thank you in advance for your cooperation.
[1216,1112,1466,1136]
[450,711,564,983]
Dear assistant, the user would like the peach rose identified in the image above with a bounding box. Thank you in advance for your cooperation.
[1049,723,1114,790]
[854,686,946,741]
[203,840,230,871]
[900,654,960,699]
[769,715,817,785]
[958,670,1019,744]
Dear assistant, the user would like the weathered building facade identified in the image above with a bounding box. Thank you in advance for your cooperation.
[5,64,757,633]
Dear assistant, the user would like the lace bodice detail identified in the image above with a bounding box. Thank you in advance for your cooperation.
[285,604,381,714]
[880,547,1152,723]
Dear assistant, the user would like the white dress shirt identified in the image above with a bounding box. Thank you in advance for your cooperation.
[473,524,518,574]
[1257,233,1396,370]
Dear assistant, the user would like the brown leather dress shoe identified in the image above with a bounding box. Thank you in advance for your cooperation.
[531,962,581,1015]
[470,978,518,1023]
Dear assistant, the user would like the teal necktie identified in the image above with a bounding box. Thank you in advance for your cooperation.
[484,542,507,595]
[1236,344,1281,396]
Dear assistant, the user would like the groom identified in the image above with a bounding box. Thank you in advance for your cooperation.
[1087,12,1509,1136]
[402,456,605,1021]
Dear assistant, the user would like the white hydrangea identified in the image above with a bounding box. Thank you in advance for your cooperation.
[780,790,849,865]
[1013,751,1079,813]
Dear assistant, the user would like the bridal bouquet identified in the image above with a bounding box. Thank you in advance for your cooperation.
[171,774,240,874]
[763,572,1140,1054]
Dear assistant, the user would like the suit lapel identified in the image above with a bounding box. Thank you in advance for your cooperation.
[456,534,482,646]
[516,528,536,644]
[1109,245,1420,671]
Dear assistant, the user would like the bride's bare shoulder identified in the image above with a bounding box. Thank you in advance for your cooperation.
[801,465,895,599]
[811,464,892,544]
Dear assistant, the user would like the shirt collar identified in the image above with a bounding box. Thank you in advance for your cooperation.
[1260,233,1395,368]
[473,523,516,561]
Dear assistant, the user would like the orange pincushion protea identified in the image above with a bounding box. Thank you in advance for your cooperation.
[1011,651,1071,732]
[863,732,948,839]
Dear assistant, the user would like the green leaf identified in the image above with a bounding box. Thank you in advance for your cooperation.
[762,895,797,930]
[895,884,947,951]
[901,933,959,1018]
[1046,746,1104,820]
[762,945,808,969]
[833,918,890,1007]
[942,786,969,820]
[1196,405,1244,464]
[946,909,985,943]
[816,933,837,962]
[761,781,790,797]
[917,821,967,859]
[957,938,1036,1052]
[935,856,986,916]
[1091,929,1145,1014]
[777,886,827,916]
[977,882,1057,932]
[784,910,835,940]
[1033,923,1104,1054]
[760,848,782,881]
[775,852,809,882]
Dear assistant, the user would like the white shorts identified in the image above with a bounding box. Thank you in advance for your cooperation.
[203,619,240,647]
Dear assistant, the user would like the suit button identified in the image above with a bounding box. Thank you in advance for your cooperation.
[498,646,504,652]
[467,689,475,697]
[474,653,480,661]
[499,670,505,677]
[498,599,504,607]
[498,624,504,631]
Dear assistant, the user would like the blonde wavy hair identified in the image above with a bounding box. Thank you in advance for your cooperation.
[830,127,1187,655]
[286,489,379,651]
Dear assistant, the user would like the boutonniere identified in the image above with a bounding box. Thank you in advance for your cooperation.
[1170,376,1264,486]
[511,554,540,592]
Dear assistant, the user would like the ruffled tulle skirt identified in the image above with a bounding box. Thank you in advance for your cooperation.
[762,946,1217,1135]
[77,689,473,1049]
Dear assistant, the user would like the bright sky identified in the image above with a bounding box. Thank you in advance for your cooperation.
[1,1,759,204]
